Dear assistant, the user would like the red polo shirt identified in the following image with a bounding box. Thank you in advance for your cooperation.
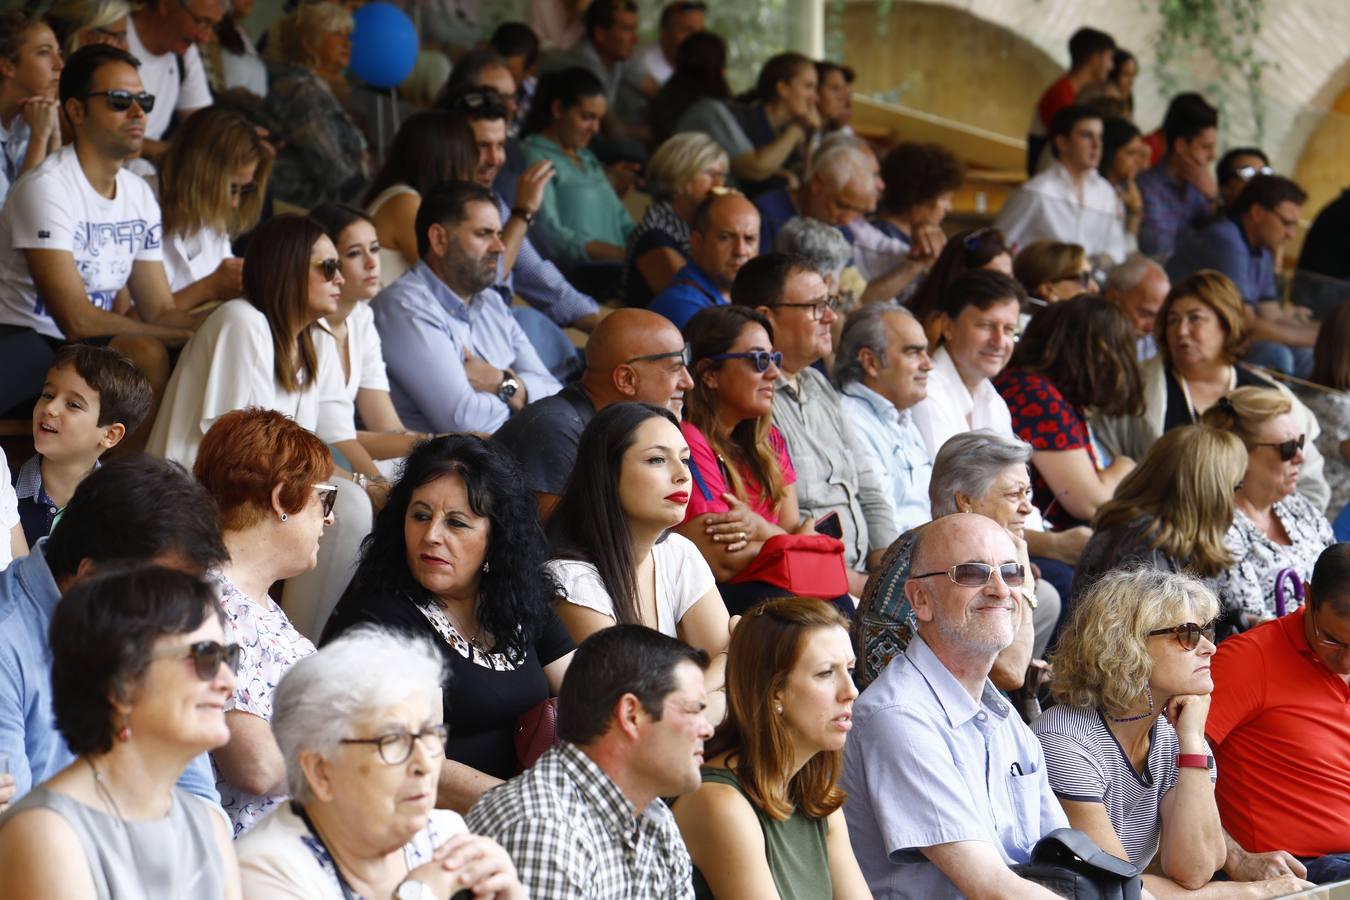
[1207,607,1350,856]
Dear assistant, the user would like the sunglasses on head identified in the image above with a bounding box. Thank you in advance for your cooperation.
[318,258,341,282]
[1148,619,1217,651]
[1235,165,1274,180]
[155,641,242,681]
[1255,434,1305,462]
[84,89,155,113]
[706,350,783,372]
[910,562,1026,588]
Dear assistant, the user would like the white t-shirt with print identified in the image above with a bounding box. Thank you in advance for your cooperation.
[546,533,715,638]
[126,15,213,141]
[0,144,164,339]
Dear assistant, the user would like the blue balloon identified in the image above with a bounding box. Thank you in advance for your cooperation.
[349,2,418,89]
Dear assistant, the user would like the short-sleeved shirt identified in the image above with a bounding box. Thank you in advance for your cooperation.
[623,200,691,309]
[318,301,389,404]
[212,573,315,836]
[0,145,164,339]
[126,16,213,141]
[1033,705,1216,869]
[994,368,1096,529]
[1033,76,1076,135]
[675,98,754,162]
[1207,608,1350,857]
[841,634,1068,899]
[492,384,595,496]
[13,455,101,549]
[547,533,714,638]
[680,421,796,525]
[322,588,575,779]
[648,263,728,331]
[159,225,233,294]
[0,448,18,571]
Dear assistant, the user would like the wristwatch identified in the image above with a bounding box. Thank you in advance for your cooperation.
[511,206,536,226]
[497,371,522,404]
[394,880,436,900]
[1176,753,1214,770]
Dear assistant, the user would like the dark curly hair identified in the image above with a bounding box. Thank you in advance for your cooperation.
[51,565,223,757]
[341,434,555,657]
[879,142,965,216]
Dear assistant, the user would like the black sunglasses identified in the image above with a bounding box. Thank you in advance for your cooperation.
[315,482,338,517]
[625,344,691,368]
[84,89,156,113]
[910,562,1026,588]
[1254,434,1305,462]
[155,641,242,681]
[1148,620,1217,651]
[318,258,341,282]
[706,350,783,372]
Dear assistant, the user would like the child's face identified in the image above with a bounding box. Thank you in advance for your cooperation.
[32,364,119,459]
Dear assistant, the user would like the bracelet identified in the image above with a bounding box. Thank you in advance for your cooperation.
[1176,753,1213,769]
[353,472,367,490]
[511,207,536,226]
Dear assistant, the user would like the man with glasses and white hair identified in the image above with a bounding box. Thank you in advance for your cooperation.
[842,512,1067,898]
[1207,542,1350,885]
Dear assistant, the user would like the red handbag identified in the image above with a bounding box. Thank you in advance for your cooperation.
[728,533,849,597]
[514,697,560,772]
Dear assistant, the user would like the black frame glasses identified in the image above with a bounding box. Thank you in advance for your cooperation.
[341,725,450,765]
[625,344,692,368]
[84,90,155,113]
[314,482,338,517]
[155,641,242,681]
[1254,434,1305,462]
[910,562,1026,588]
[706,350,783,373]
[1056,270,1093,288]
[318,258,341,282]
[1148,620,1217,651]
[774,295,840,321]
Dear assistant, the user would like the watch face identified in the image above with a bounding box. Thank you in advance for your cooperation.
[395,881,432,900]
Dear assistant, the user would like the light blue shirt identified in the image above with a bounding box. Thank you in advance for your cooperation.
[839,382,932,533]
[840,634,1067,899]
[0,541,222,807]
[372,261,562,434]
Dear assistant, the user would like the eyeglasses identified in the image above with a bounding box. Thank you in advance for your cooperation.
[154,641,242,680]
[450,87,509,117]
[706,350,783,373]
[909,562,1026,588]
[1056,271,1093,288]
[341,724,450,765]
[1235,165,1274,180]
[83,90,155,113]
[229,182,257,198]
[315,482,338,517]
[91,25,129,45]
[1310,614,1350,652]
[317,258,341,282]
[1147,620,1217,651]
[1254,434,1305,462]
[1272,210,1300,231]
[176,0,218,32]
[774,295,840,321]
[625,344,691,368]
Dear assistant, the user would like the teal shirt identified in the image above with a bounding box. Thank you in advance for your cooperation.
[521,133,634,269]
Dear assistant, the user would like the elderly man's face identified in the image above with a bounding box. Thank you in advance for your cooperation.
[817,174,873,227]
[908,515,1020,657]
[1113,268,1169,338]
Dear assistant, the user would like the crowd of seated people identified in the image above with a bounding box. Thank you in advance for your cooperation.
[2,3,1350,898]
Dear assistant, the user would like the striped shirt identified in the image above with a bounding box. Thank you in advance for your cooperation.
[1032,704,1216,868]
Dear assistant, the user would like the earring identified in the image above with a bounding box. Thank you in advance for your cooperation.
[775,704,783,715]
[481,561,490,574]
[279,513,288,522]
[117,716,132,742]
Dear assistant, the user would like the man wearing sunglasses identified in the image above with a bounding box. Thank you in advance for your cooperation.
[125,0,221,163]
[1216,147,1271,211]
[650,191,760,330]
[494,308,693,518]
[0,45,197,423]
[1207,543,1350,885]
[1167,174,1317,378]
[842,514,1067,899]
[0,456,229,812]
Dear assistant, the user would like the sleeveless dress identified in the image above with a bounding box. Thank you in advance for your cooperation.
[691,767,833,900]
[366,183,419,287]
[0,784,227,899]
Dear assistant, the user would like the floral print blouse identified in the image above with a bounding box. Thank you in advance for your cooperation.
[1215,493,1334,620]
[212,573,316,836]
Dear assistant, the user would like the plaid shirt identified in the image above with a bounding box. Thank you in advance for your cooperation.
[1137,162,1214,260]
[465,742,694,900]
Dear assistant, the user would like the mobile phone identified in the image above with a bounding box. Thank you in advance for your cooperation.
[815,511,843,539]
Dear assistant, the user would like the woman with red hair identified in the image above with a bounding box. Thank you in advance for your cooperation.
[193,407,335,836]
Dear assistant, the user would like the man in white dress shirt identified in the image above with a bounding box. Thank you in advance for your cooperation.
[997,105,1127,265]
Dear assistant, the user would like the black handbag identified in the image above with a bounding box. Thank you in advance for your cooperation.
[1011,828,1143,899]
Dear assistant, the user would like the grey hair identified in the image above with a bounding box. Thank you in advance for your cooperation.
[806,142,872,194]
[270,625,446,804]
[929,430,1033,516]
[832,303,916,386]
[774,216,851,280]
[1104,252,1165,294]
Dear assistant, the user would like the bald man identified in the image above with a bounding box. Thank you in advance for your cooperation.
[649,192,760,330]
[493,308,694,517]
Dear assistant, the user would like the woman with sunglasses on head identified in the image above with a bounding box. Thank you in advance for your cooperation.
[45,0,131,56]
[237,626,525,899]
[1036,568,1312,899]
[0,565,242,899]
[192,409,333,836]
[156,107,271,313]
[1012,239,1098,309]
[1201,387,1334,629]
[1091,270,1330,512]
[905,226,1014,342]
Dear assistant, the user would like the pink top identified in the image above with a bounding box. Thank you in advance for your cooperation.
[680,421,796,524]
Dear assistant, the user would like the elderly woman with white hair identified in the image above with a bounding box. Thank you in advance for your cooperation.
[623,131,730,308]
[236,627,525,900]
[1035,568,1312,898]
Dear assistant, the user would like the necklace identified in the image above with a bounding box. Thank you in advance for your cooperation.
[86,757,150,894]
[1104,685,1156,724]
[440,601,487,654]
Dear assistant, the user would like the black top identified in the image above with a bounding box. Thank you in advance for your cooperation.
[491,384,596,495]
[732,102,794,198]
[321,589,575,779]
[1161,364,1267,434]
[1297,189,1350,281]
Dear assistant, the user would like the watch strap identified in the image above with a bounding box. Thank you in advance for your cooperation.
[1176,753,1213,769]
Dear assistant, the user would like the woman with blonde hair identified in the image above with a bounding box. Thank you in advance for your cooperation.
[673,596,871,899]
[158,107,272,312]
[1201,387,1334,628]
[623,131,729,307]
[1092,269,1330,510]
[44,0,130,55]
[1073,425,1246,603]
[1012,239,1096,306]
[261,1,368,208]
[1035,568,1311,898]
